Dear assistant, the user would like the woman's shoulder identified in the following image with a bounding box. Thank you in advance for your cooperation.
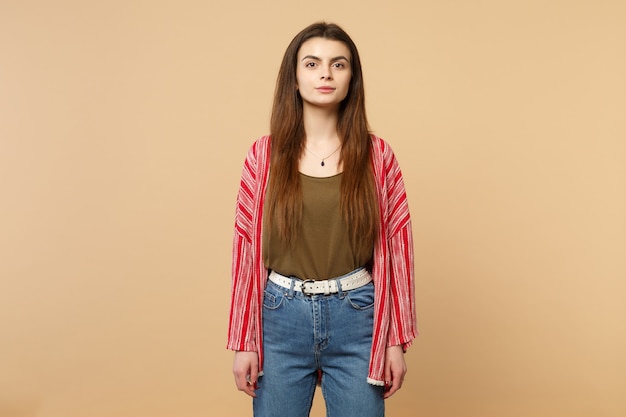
[250,135,271,151]
[243,135,271,160]
[369,134,397,160]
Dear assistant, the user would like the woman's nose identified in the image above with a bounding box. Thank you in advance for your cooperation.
[321,70,333,80]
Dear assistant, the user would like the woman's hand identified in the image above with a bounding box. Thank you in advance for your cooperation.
[233,351,259,397]
[383,345,407,399]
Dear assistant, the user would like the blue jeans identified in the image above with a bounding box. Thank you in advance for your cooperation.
[253,278,385,417]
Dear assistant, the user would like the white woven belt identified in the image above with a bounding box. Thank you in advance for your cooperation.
[268,269,371,295]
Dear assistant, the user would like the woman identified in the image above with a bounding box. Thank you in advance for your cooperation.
[227,22,417,417]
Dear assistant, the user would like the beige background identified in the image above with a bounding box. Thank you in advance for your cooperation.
[1,0,625,416]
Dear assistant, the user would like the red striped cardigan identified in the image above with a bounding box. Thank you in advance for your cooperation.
[227,134,417,386]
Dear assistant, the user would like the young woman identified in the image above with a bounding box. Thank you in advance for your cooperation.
[227,22,417,417]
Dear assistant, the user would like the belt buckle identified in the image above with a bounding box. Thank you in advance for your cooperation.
[301,279,316,296]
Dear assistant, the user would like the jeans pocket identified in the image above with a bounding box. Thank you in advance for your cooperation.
[345,282,375,310]
[263,283,286,310]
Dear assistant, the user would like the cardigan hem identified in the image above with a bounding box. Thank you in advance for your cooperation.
[367,377,386,386]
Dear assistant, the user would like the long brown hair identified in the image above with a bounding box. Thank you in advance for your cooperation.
[266,22,379,247]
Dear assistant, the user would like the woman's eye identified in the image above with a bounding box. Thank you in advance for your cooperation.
[332,62,346,69]
[305,62,317,68]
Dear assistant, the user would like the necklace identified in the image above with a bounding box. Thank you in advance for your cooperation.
[305,143,342,167]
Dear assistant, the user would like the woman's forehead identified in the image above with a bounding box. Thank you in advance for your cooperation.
[297,38,351,60]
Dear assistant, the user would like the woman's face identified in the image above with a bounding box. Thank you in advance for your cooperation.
[296,37,352,111]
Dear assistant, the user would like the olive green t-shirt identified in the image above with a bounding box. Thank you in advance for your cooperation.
[263,173,373,280]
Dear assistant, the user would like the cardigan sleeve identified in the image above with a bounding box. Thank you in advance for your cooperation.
[382,144,418,348]
[227,143,261,352]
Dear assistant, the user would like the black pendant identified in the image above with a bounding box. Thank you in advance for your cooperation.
[321,161,325,167]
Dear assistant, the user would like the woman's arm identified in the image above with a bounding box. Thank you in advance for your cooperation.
[227,141,262,352]
[382,141,418,348]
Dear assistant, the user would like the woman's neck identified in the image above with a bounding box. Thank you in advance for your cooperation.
[302,104,340,145]
[299,104,342,176]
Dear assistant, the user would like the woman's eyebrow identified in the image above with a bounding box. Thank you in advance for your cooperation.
[300,55,349,62]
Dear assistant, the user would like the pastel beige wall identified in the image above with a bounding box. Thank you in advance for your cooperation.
[1,1,624,416]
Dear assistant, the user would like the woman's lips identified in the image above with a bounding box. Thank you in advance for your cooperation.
[316,86,336,93]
